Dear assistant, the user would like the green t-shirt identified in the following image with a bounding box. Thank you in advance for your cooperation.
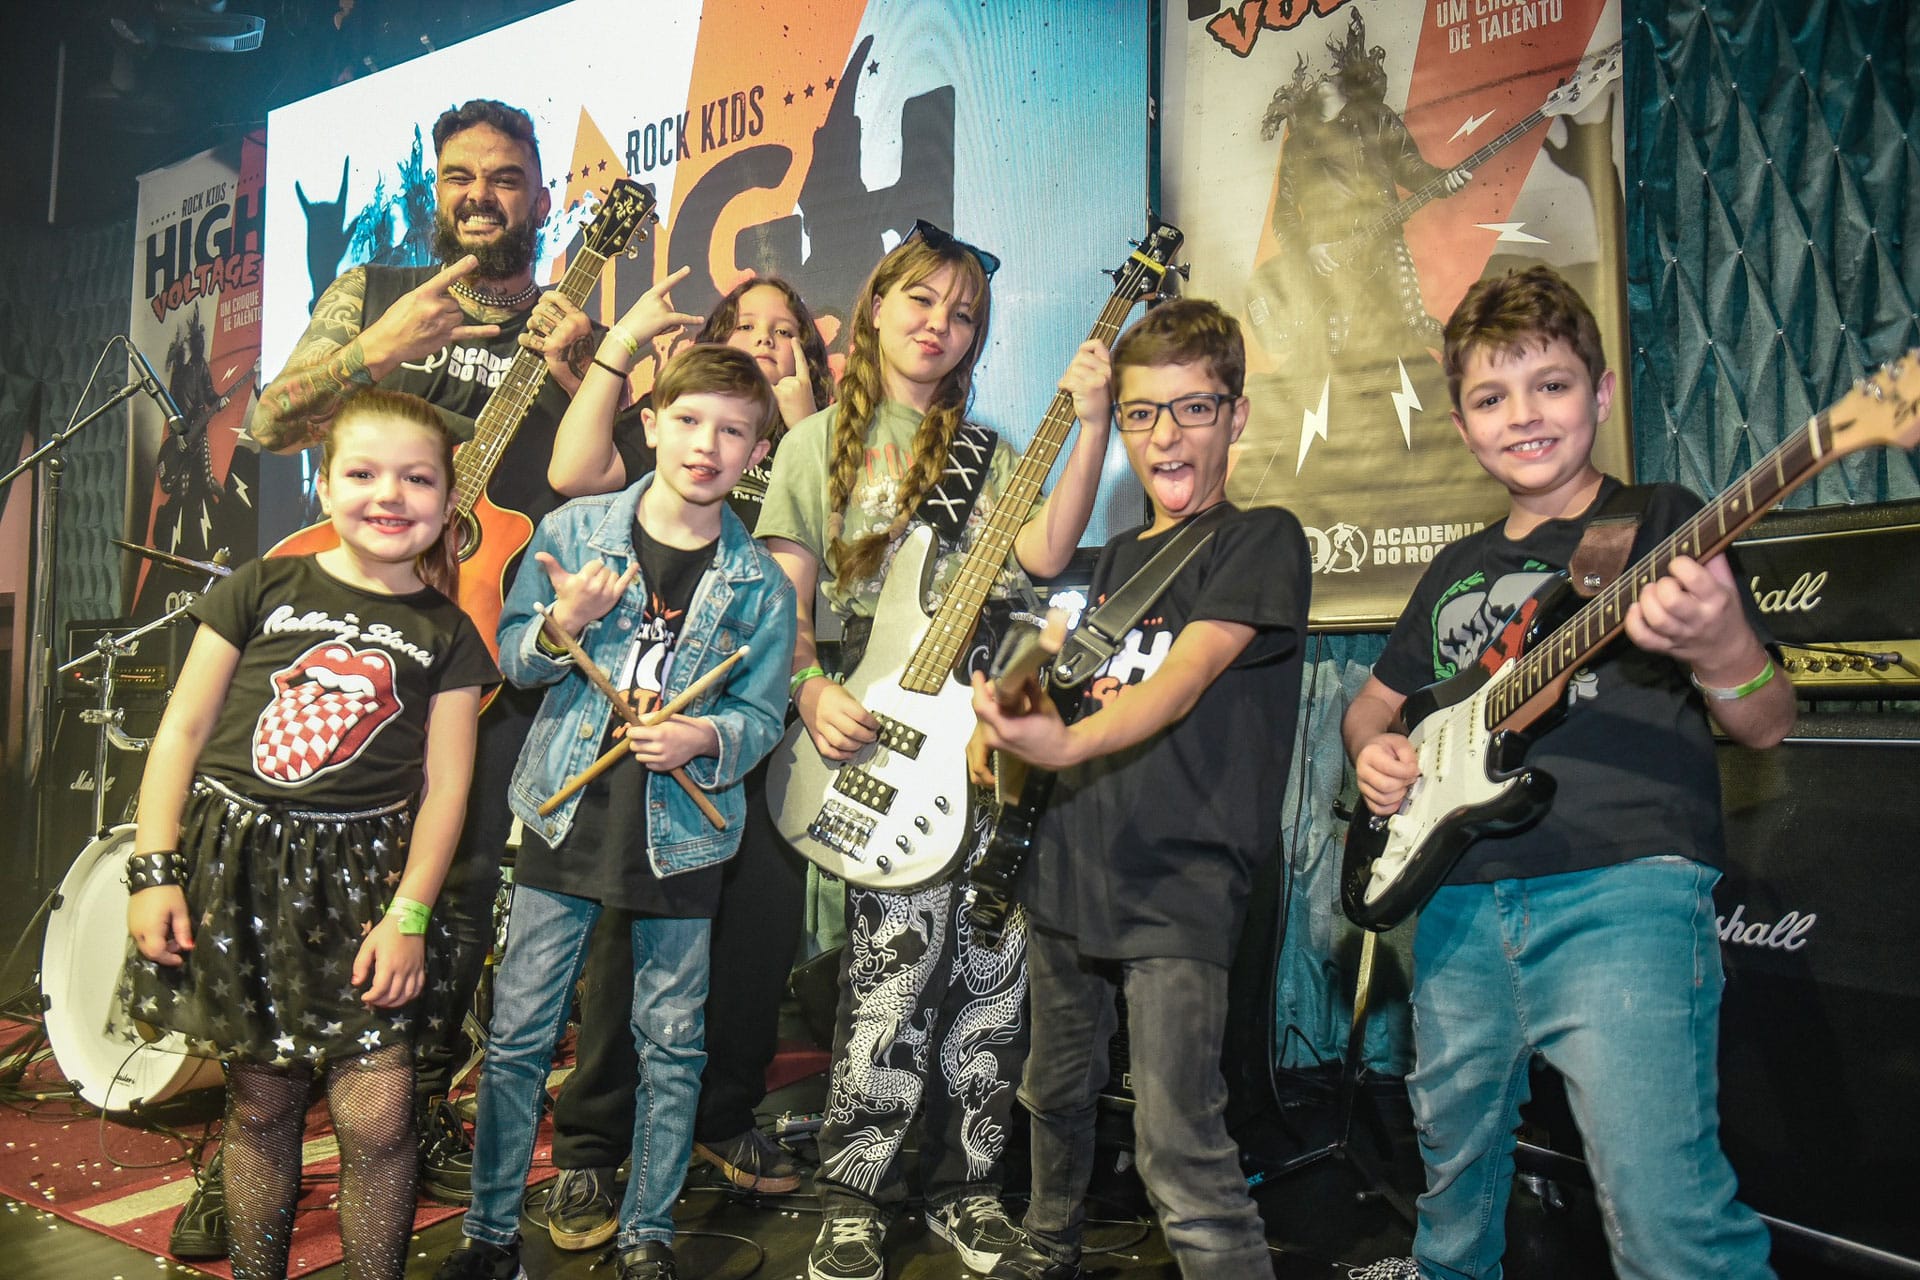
[757,399,1032,619]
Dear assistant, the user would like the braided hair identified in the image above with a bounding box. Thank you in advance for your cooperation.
[825,237,992,585]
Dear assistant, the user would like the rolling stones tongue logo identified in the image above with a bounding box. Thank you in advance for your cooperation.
[251,641,402,785]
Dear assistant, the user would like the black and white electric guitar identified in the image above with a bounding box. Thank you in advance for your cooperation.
[1342,353,1920,930]
[766,221,1185,890]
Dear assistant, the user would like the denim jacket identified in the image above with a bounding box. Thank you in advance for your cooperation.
[498,476,797,874]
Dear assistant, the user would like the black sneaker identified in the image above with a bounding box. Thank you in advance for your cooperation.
[693,1126,803,1193]
[807,1212,885,1280]
[928,1194,1022,1272]
[983,1242,1083,1280]
[615,1240,678,1279]
[546,1165,617,1251]
[432,1237,526,1280]
[169,1148,228,1261]
[420,1097,474,1205]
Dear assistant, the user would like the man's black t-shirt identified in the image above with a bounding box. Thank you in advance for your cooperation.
[190,556,501,808]
[513,521,723,915]
[1372,477,1766,883]
[1028,504,1311,966]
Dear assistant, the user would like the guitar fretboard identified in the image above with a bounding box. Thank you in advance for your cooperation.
[450,245,610,515]
[899,264,1166,694]
[1484,412,1835,729]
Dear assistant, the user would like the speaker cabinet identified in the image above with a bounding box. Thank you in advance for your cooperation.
[36,701,157,875]
[1713,713,1920,1265]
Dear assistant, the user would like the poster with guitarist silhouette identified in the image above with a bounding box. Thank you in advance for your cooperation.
[1165,0,1627,626]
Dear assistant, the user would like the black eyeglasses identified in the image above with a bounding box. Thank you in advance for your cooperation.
[906,218,1001,279]
[1112,393,1237,433]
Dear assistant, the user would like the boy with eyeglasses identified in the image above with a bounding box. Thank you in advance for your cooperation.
[972,297,1311,1279]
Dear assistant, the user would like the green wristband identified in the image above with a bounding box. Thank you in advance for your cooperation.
[789,665,827,699]
[1690,657,1776,702]
[386,895,432,936]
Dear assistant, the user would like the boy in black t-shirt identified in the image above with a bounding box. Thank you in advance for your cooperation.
[972,299,1310,1280]
[1341,267,1792,1279]
[435,345,798,1280]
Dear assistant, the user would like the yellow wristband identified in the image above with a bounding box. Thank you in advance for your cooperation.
[789,665,826,699]
[605,326,641,359]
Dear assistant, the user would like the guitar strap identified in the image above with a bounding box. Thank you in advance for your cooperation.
[914,421,1000,547]
[1569,482,1655,598]
[1051,503,1232,689]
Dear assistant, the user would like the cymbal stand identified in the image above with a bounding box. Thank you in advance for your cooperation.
[57,594,210,839]
[0,347,151,885]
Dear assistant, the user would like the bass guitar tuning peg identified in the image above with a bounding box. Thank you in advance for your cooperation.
[1103,267,1122,281]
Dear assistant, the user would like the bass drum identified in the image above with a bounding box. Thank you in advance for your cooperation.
[40,825,223,1111]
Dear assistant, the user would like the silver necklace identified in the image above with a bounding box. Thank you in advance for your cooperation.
[450,277,540,309]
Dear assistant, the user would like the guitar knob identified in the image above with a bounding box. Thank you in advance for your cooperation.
[934,796,950,814]
[896,835,911,852]
[876,856,892,873]
[914,816,930,833]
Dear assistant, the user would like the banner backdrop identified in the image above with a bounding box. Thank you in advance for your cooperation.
[259,0,1150,549]
[126,131,266,619]
[1165,0,1629,627]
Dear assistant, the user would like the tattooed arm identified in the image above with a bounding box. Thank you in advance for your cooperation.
[251,268,375,453]
[251,255,499,454]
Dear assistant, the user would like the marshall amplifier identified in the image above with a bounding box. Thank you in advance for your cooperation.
[1711,714,1920,1269]
[59,616,193,707]
[1519,714,1920,1273]
[1733,498,1920,697]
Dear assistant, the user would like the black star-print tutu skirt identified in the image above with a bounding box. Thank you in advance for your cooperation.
[124,776,461,1067]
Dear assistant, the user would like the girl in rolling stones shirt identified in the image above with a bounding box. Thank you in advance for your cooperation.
[124,390,499,1280]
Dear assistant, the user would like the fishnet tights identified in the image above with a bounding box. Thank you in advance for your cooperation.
[223,1045,417,1280]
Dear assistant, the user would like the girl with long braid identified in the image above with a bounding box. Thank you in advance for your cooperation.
[757,224,1113,1280]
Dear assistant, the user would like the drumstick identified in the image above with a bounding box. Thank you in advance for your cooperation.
[536,644,754,815]
[531,605,747,825]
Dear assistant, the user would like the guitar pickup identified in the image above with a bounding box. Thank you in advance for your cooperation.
[808,799,875,860]
[871,713,925,759]
[833,765,898,814]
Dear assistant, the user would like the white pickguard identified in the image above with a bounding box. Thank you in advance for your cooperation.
[1361,671,1518,907]
[766,528,978,890]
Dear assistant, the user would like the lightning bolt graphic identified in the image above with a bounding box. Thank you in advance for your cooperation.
[1475,222,1550,245]
[1390,359,1423,449]
[233,475,252,507]
[1449,111,1495,144]
[199,506,213,548]
[1296,376,1331,476]
[171,510,185,549]
[222,363,241,381]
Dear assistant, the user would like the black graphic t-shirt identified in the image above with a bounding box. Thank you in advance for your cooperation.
[1372,477,1767,883]
[1029,504,1311,966]
[363,265,648,530]
[189,556,501,809]
[515,523,723,915]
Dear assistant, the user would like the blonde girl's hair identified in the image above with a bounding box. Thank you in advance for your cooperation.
[826,236,992,585]
[323,389,462,600]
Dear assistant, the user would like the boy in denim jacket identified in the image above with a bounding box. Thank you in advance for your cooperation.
[435,345,797,1280]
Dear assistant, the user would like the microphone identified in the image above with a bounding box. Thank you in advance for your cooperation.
[125,339,187,437]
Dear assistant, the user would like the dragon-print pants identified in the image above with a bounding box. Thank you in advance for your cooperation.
[814,814,1030,1219]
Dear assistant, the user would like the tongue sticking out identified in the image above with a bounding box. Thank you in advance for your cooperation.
[1151,462,1196,515]
[252,641,402,785]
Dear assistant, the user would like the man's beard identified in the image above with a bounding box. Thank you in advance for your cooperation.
[432,202,540,281]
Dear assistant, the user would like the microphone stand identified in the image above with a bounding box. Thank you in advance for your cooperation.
[0,375,147,889]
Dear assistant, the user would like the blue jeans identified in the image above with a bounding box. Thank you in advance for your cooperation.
[1020,925,1271,1280]
[1408,856,1774,1279]
[464,882,709,1251]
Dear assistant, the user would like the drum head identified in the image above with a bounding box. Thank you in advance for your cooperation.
[40,826,221,1110]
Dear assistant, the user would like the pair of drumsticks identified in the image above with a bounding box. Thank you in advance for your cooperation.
[532,603,750,825]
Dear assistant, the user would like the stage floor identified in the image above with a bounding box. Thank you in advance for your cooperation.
[0,1067,1869,1279]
